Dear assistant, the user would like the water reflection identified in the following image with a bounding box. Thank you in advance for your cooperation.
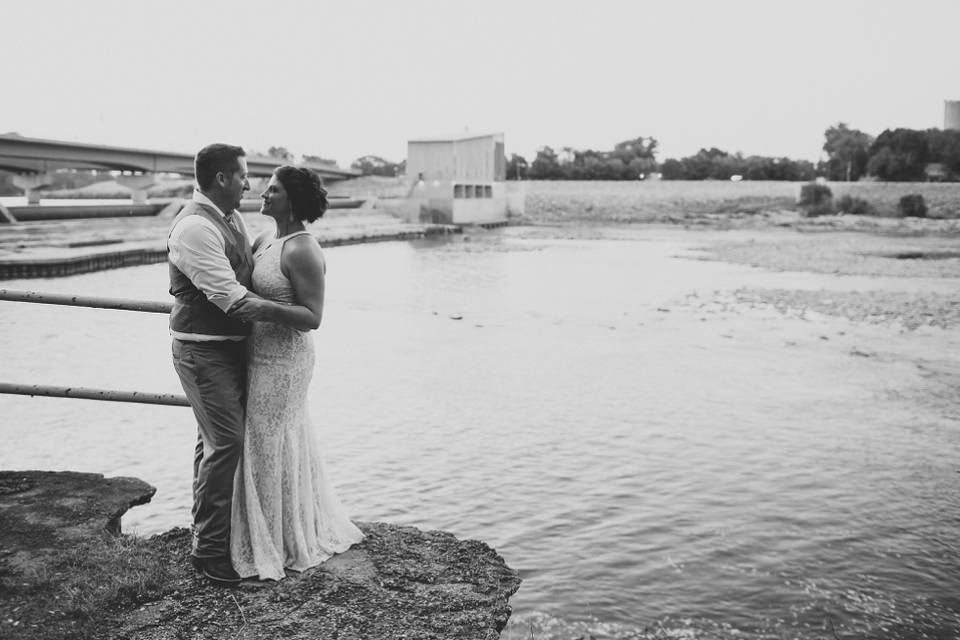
[1,227,958,638]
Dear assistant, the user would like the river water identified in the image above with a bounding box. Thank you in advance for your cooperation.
[0,197,133,206]
[1,225,958,639]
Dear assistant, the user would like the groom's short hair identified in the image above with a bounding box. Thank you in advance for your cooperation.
[195,143,246,191]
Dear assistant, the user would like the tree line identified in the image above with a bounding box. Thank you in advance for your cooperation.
[504,138,818,181]
[507,137,660,181]
[326,125,960,182]
[820,123,960,182]
[496,124,960,182]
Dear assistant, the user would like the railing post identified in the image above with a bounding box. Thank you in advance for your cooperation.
[0,202,16,223]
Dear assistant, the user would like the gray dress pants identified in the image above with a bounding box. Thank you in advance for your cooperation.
[171,338,246,559]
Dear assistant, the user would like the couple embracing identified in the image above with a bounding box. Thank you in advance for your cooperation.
[168,143,363,585]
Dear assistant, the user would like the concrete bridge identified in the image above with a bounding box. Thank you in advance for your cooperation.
[0,133,360,203]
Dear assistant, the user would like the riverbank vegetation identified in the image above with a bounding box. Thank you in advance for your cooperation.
[508,124,960,183]
[512,180,960,224]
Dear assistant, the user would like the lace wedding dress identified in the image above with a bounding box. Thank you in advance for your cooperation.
[231,230,364,580]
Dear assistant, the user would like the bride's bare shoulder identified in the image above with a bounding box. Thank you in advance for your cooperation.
[282,232,325,274]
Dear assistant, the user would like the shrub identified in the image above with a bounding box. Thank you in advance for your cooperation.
[897,194,927,218]
[797,182,833,216]
[836,194,874,215]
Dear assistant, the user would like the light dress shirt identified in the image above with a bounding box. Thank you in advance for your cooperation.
[168,191,251,341]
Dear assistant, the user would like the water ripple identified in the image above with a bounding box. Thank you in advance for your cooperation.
[2,230,959,638]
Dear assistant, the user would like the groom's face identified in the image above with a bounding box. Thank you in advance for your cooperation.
[222,157,250,211]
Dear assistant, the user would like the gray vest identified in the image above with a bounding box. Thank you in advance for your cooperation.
[168,202,254,338]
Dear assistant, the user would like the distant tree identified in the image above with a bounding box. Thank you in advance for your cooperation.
[611,136,658,162]
[867,128,928,181]
[267,146,294,161]
[606,136,658,179]
[506,153,528,180]
[528,146,562,179]
[659,158,684,180]
[558,147,577,166]
[351,155,402,177]
[680,148,729,180]
[302,154,337,166]
[594,157,622,180]
[925,128,960,178]
[743,155,815,181]
[568,149,598,179]
[708,152,742,180]
[865,147,902,181]
[627,156,658,179]
[822,123,873,181]
[777,157,816,181]
[659,149,814,181]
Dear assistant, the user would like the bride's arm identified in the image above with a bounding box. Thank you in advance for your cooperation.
[228,236,324,331]
[278,236,325,330]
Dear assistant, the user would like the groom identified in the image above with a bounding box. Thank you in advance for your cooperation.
[168,143,253,585]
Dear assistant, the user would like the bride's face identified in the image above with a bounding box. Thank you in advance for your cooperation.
[259,175,292,220]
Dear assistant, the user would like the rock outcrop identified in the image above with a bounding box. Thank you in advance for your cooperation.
[0,470,156,567]
[0,471,521,640]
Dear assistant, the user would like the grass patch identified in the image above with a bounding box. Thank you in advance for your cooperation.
[1,532,180,639]
[54,535,172,618]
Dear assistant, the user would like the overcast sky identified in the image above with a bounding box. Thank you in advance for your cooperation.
[3,0,959,167]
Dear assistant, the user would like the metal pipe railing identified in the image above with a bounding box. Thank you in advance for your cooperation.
[0,383,190,407]
[0,288,172,314]
[1,289,186,406]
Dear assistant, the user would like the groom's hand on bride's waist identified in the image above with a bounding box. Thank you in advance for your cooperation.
[228,295,272,322]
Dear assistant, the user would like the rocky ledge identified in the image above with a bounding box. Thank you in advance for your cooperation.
[0,471,521,640]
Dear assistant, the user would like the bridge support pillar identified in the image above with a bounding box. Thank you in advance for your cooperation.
[116,174,156,204]
[0,201,16,223]
[12,173,54,205]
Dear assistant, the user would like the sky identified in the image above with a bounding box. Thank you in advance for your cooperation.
[3,0,960,168]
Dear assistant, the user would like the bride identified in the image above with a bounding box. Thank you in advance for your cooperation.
[227,165,364,580]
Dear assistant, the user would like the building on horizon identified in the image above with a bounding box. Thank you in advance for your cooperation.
[944,100,960,130]
[404,132,509,224]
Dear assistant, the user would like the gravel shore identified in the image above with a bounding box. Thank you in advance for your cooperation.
[507,201,960,331]
[685,220,960,330]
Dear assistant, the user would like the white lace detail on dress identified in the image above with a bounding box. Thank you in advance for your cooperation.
[231,231,363,580]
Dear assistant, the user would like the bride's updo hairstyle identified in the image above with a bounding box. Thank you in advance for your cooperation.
[274,165,328,222]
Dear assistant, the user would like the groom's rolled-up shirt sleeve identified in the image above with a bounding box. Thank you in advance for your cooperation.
[169,217,248,312]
